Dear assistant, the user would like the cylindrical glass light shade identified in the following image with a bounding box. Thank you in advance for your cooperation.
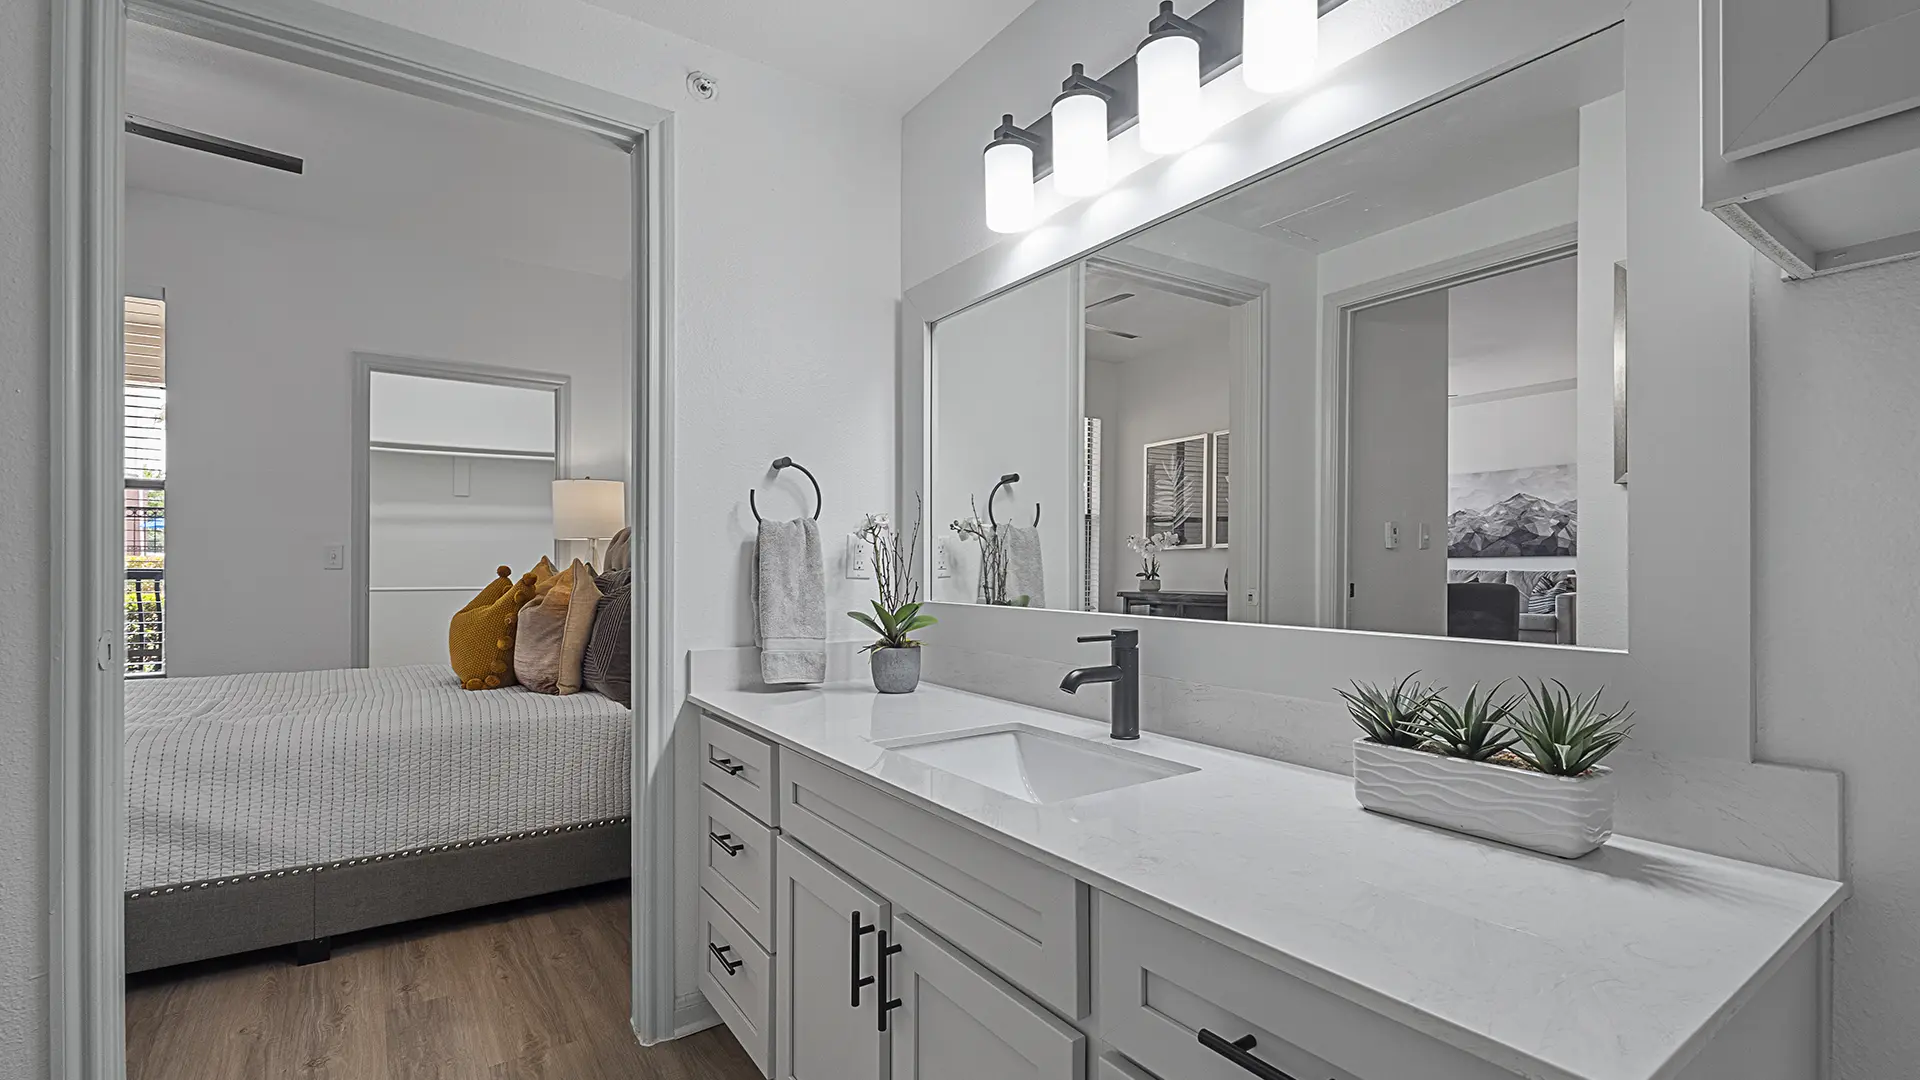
[1137,32,1203,156]
[1052,91,1111,197]
[983,139,1036,234]
[1243,0,1319,93]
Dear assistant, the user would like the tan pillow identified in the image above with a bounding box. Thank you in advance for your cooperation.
[513,559,601,694]
[557,562,604,695]
[604,527,632,573]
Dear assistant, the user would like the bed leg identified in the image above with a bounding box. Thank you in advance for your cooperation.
[294,937,332,966]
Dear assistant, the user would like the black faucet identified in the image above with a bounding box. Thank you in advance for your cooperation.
[1060,629,1141,740]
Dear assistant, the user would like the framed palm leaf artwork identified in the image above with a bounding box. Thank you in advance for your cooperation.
[1143,434,1207,549]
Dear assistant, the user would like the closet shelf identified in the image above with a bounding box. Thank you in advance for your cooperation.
[370,440,555,462]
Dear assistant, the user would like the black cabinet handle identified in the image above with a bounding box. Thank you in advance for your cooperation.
[709,831,745,857]
[877,930,904,1032]
[708,754,746,775]
[708,941,743,975]
[850,912,876,1007]
[1198,1030,1298,1080]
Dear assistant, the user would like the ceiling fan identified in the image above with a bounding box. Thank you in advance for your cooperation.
[1086,292,1139,339]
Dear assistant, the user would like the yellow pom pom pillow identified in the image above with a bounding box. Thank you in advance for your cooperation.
[513,559,604,694]
[449,565,540,690]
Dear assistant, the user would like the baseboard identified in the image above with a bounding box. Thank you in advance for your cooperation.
[673,990,720,1039]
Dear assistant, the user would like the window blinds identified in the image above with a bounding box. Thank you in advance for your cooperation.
[124,297,166,482]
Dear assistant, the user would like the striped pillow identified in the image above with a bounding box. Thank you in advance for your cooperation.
[581,569,632,707]
[1526,573,1575,615]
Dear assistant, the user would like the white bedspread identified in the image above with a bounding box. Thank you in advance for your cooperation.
[126,664,631,891]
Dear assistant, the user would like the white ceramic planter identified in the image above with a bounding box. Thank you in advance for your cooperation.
[1351,739,1615,858]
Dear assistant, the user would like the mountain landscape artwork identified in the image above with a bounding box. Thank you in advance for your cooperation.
[1447,464,1577,558]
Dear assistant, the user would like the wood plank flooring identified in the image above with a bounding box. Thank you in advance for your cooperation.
[126,883,759,1080]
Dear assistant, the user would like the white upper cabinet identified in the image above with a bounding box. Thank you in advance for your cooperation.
[1706,0,1920,276]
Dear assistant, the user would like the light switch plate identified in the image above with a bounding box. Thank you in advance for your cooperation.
[323,543,346,570]
[1418,523,1431,550]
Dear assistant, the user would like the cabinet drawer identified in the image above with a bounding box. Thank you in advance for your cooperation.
[703,713,778,826]
[779,749,1086,1019]
[701,888,774,1077]
[1097,1053,1159,1080]
[702,785,777,950]
[1095,895,1504,1080]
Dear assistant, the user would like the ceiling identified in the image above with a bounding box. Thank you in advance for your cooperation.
[1447,257,1578,398]
[1198,26,1622,253]
[125,23,633,280]
[1084,266,1234,365]
[578,0,1042,113]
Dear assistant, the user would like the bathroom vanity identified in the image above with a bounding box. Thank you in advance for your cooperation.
[688,663,1845,1080]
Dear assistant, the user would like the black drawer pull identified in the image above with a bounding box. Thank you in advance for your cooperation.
[851,912,876,1007]
[877,930,904,1032]
[709,831,745,857]
[1198,1030,1298,1080]
[709,754,746,776]
[708,941,743,975]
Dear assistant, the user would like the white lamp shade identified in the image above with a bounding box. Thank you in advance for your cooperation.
[1137,33,1204,155]
[552,478,625,539]
[983,140,1036,233]
[1243,0,1319,93]
[1052,92,1111,197]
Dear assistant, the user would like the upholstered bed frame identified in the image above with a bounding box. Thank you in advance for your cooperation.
[125,816,629,973]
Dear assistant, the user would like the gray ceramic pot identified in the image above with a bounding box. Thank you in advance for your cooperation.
[870,646,922,694]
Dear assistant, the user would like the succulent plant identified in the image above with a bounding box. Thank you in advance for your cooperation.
[1508,679,1634,776]
[1338,673,1442,749]
[1418,681,1523,761]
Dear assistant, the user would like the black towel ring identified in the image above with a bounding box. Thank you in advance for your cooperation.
[750,456,822,523]
[986,473,1041,528]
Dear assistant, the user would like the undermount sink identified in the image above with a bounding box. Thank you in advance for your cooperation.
[881,724,1197,804]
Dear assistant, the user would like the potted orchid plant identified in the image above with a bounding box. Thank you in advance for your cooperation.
[951,497,1027,606]
[1345,675,1633,858]
[847,498,936,694]
[1126,532,1174,593]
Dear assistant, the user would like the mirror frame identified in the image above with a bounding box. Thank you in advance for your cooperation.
[902,0,1759,762]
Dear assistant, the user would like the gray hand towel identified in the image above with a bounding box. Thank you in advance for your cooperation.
[1004,525,1046,608]
[752,518,826,685]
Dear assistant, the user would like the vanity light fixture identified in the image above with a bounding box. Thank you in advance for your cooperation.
[1242,0,1318,93]
[1052,64,1117,198]
[1136,1,1206,156]
[984,113,1042,234]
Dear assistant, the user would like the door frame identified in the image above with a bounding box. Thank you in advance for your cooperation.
[349,354,576,668]
[1319,225,1577,629]
[48,1,680,1075]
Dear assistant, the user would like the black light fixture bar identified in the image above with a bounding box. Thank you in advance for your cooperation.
[1024,0,1349,180]
[126,116,305,175]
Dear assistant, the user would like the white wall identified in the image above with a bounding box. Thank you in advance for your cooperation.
[126,188,628,677]
[1752,253,1920,1080]
[930,265,1079,608]
[0,0,49,1072]
[1576,93,1630,648]
[1347,292,1451,634]
[1448,391,1577,474]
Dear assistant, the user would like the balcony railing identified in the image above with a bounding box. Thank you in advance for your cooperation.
[125,484,164,676]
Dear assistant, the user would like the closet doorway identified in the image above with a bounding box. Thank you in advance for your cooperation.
[353,360,570,669]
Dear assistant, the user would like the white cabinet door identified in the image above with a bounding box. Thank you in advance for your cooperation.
[887,914,1084,1080]
[775,836,890,1080]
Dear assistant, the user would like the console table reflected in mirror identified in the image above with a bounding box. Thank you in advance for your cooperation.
[1116,591,1228,621]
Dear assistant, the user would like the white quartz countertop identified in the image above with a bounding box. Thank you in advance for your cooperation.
[689,680,1846,1080]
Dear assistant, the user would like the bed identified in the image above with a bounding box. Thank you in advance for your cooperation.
[124,664,631,973]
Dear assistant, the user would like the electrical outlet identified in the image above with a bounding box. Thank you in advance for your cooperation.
[1384,521,1400,550]
[846,535,873,579]
[1418,522,1431,550]
[323,544,345,571]
[935,542,952,579]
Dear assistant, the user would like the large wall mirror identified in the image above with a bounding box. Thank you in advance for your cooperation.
[929,25,1627,650]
